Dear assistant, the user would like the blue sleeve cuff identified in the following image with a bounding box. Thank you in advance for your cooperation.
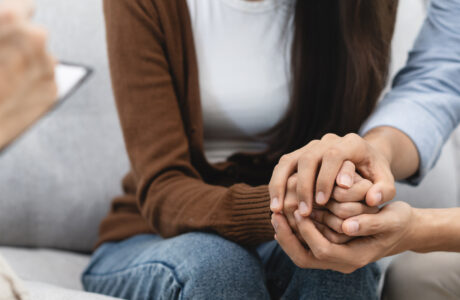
[360,93,445,186]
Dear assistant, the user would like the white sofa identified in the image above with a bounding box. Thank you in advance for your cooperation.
[0,0,457,299]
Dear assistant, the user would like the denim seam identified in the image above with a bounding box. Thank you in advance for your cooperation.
[83,260,185,296]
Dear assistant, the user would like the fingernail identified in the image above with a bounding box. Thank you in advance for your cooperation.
[299,201,308,215]
[374,192,382,205]
[316,192,326,205]
[345,220,359,234]
[338,174,353,188]
[271,218,278,232]
[270,197,279,210]
[294,210,303,222]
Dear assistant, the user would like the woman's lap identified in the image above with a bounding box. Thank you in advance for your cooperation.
[82,233,380,300]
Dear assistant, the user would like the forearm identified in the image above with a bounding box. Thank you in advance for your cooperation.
[364,126,419,181]
[409,207,460,253]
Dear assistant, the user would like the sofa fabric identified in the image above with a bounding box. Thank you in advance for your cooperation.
[0,247,90,291]
[26,281,118,300]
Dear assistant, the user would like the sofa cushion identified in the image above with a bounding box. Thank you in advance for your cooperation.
[0,247,90,291]
[26,281,119,300]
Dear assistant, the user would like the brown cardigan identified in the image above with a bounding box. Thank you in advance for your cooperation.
[97,0,277,248]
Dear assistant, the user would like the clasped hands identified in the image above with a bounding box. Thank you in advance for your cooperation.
[269,133,415,274]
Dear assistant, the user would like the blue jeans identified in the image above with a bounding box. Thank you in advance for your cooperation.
[82,233,380,300]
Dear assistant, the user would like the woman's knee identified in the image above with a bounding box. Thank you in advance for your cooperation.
[171,232,269,299]
[285,263,380,300]
[84,233,269,300]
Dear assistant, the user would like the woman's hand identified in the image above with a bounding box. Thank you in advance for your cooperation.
[269,133,396,217]
[280,166,379,244]
[0,0,57,147]
[272,201,415,274]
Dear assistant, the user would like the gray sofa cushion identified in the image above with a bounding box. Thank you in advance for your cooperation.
[26,281,119,300]
[0,247,90,290]
[0,0,130,252]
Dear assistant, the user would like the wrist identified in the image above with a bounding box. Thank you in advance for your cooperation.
[405,207,425,252]
[408,207,460,253]
[363,129,393,168]
[363,126,419,180]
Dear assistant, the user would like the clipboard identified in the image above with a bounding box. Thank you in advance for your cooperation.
[0,62,92,151]
[55,62,93,106]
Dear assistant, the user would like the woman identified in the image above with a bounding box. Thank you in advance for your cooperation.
[82,0,397,299]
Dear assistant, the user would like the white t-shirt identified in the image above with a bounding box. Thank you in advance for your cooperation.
[186,0,294,163]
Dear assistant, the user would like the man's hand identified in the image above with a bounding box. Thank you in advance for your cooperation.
[272,201,415,274]
[279,165,378,245]
[269,133,396,218]
[0,0,57,148]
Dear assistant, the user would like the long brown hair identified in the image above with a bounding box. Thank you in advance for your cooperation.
[263,0,398,161]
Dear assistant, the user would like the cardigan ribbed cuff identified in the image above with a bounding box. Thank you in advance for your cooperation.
[224,184,275,246]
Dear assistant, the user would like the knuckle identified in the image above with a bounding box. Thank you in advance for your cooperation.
[331,219,344,233]
[314,246,331,260]
[368,219,382,233]
[322,133,338,141]
[284,199,298,212]
[287,176,298,190]
[328,234,341,244]
[299,152,313,164]
[344,133,360,143]
[306,139,320,148]
[333,204,351,219]
[333,188,347,201]
[279,154,291,164]
[324,147,341,159]
[269,181,283,194]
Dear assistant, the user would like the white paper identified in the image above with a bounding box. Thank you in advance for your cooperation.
[55,63,89,101]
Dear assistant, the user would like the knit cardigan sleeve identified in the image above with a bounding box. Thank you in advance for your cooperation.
[103,0,274,246]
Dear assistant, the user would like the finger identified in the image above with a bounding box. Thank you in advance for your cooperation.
[272,213,321,269]
[342,212,388,236]
[296,149,322,216]
[0,0,34,19]
[315,147,347,206]
[295,211,367,273]
[310,209,344,233]
[269,151,302,213]
[327,201,379,219]
[283,174,299,232]
[365,179,396,207]
[294,210,338,260]
[314,221,353,244]
[278,174,298,214]
[332,178,373,203]
[336,160,355,188]
[286,212,298,235]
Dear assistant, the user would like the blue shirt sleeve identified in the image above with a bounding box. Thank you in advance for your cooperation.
[360,0,460,185]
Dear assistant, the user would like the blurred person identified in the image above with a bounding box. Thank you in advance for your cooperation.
[0,0,56,149]
[0,1,55,298]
